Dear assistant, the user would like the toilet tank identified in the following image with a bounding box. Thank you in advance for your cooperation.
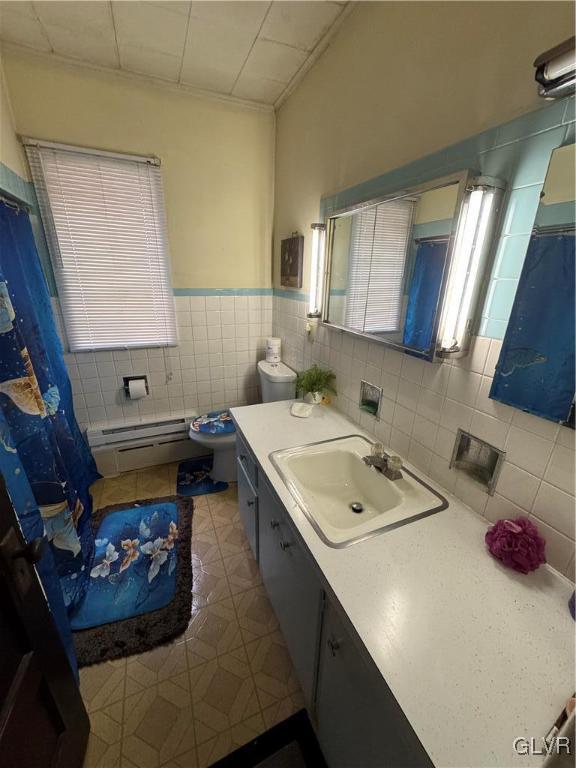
[257,360,297,402]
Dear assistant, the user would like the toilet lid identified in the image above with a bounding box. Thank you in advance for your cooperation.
[190,409,236,435]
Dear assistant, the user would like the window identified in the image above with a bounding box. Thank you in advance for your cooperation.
[25,140,177,352]
[345,198,415,333]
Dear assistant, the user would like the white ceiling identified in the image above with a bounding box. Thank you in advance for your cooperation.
[0,1,350,106]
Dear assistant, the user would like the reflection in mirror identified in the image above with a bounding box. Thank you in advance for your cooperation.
[535,143,575,229]
[322,172,505,360]
[326,181,460,355]
[490,143,575,427]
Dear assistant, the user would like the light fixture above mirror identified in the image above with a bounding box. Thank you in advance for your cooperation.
[314,171,505,361]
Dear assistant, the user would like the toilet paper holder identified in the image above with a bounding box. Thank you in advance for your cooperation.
[123,375,149,398]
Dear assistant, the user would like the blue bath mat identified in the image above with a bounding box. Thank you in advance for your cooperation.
[177,456,228,496]
[71,496,193,665]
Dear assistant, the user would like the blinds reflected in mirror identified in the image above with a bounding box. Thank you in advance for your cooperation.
[345,205,376,331]
[345,198,415,334]
[25,142,177,352]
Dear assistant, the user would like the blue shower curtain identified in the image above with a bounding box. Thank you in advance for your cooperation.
[0,200,99,673]
[490,230,575,423]
[403,239,448,354]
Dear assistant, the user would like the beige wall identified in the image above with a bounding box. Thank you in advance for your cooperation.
[413,185,457,226]
[542,143,575,204]
[274,1,575,290]
[0,52,28,179]
[2,49,274,289]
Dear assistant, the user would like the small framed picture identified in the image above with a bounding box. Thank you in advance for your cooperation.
[280,234,304,289]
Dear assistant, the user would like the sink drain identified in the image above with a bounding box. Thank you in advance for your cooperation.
[349,501,364,514]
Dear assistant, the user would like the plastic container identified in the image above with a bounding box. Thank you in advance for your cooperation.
[266,337,281,363]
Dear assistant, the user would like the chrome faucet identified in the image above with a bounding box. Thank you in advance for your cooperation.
[363,444,403,481]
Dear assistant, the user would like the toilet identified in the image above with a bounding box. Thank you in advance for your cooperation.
[257,360,297,402]
[188,361,297,483]
[188,410,237,483]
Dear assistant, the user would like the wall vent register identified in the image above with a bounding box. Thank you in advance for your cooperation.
[449,429,505,495]
[359,380,383,417]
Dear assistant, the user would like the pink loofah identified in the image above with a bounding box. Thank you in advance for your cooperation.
[485,517,546,574]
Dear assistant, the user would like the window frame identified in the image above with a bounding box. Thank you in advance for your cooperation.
[23,138,177,353]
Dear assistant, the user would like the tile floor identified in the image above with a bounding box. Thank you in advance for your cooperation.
[82,463,305,768]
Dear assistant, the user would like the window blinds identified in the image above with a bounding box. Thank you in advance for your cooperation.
[25,142,177,352]
[345,198,415,333]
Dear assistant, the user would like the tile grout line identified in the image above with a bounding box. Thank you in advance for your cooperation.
[229,1,273,96]
[176,3,193,85]
[189,548,269,760]
[199,502,284,725]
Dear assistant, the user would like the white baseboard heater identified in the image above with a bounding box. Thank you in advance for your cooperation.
[86,413,204,476]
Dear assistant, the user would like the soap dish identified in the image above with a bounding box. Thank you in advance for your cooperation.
[291,402,314,418]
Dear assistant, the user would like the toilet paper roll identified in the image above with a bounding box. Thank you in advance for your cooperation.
[127,378,147,400]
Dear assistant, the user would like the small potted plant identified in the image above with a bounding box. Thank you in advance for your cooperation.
[296,365,336,404]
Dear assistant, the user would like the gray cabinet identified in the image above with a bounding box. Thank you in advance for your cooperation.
[237,431,258,488]
[236,435,433,768]
[316,598,433,768]
[258,477,322,709]
[237,458,258,560]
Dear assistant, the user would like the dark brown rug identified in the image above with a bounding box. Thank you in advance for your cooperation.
[72,495,193,667]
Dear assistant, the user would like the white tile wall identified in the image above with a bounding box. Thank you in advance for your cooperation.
[52,294,273,428]
[273,295,576,580]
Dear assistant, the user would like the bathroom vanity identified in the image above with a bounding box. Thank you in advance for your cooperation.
[231,401,575,768]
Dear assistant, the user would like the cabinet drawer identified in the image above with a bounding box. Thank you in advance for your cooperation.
[237,458,258,560]
[236,431,257,488]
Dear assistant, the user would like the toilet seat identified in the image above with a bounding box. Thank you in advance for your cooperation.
[190,409,235,435]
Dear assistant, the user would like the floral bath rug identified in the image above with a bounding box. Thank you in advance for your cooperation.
[71,495,192,666]
[177,456,228,496]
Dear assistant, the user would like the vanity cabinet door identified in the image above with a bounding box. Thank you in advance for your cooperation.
[258,477,322,708]
[316,599,433,768]
[237,459,258,560]
[236,431,258,488]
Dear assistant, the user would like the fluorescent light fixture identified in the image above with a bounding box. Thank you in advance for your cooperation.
[438,177,505,355]
[534,37,575,99]
[309,222,326,317]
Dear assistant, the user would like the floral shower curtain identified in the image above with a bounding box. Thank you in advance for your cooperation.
[0,199,99,672]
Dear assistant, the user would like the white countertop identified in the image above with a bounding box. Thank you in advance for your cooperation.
[231,401,575,768]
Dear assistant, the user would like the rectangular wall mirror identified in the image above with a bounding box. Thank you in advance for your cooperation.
[322,171,504,361]
[490,143,575,427]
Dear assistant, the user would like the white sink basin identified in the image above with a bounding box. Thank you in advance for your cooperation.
[270,435,448,547]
